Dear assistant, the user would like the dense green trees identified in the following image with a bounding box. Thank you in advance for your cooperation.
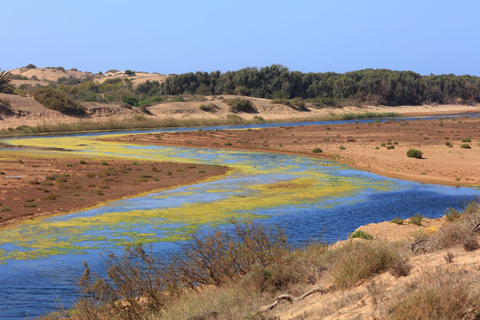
[33,88,86,115]
[18,65,480,108]
[154,65,480,106]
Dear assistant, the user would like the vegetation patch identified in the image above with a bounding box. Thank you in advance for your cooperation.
[406,148,423,159]
[350,229,373,240]
[33,87,86,116]
[225,98,256,113]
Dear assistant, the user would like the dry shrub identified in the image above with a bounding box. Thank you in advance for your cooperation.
[437,202,480,251]
[330,241,404,289]
[387,267,480,319]
[167,220,288,288]
[75,245,169,320]
[462,234,480,251]
[160,283,267,320]
[444,252,454,264]
[389,259,412,278]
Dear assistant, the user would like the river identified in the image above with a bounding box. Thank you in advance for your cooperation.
[0,116,478,319]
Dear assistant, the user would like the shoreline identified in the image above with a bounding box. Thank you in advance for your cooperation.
[0,153,230,229]
[109,115,480,188]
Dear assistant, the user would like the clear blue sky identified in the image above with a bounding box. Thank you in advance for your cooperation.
[2,0,479,76]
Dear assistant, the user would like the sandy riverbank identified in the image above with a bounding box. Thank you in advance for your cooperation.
[109,115,480,187]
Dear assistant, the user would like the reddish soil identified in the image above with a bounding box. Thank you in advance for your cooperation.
[108,116,480,186]
[0,154,227,228]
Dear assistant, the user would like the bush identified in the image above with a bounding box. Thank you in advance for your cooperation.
[445,141,453,147]
[390,217,404,225]
[389,259,412,278]
[168,221,288,288]
[312,148,322,154]
[253,115,265,123]
[351,229,373,240]
[460,144,471,149]
[122,96,138,106]
[331,241,401,289]
[33,88,86,116]
[125,70,135,75]
[25,64,36,69]
[406,148,423,159]
[408,213,424,226]
[225,98,255,113]
[387,268,480,320]
[0,98,13,115]
[199,103,216,112]
[461,138,471,142]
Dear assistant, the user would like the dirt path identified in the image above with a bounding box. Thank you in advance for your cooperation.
[108,115,480,187]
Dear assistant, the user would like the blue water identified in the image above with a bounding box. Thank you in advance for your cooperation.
[0,115,478,319]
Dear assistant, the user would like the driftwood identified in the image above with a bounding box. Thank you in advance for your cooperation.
[258,287,330,313]
[409,238,438,254]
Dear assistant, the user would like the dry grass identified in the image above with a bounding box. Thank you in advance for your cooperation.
[329,241,405,289]
[41,201,480,320]
[386,267,480,320]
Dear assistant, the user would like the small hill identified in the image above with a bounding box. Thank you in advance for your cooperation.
[9,66,168,87]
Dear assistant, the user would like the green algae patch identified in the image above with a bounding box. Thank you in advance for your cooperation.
[0,133,397,262]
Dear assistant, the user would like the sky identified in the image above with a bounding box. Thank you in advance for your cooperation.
[2,0,479,76]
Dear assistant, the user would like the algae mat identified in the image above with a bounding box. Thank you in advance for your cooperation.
[0,133,394,263]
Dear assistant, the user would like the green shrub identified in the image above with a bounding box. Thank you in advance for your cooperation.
[407,148,423,159]
[253,115,265,123]
[199,104,215,112]
[460,144,471,149]
[125,70,135,75]
[33,88,86,116]
[445,141,453,147]
[387,145,395,150]
[225,98,255,113]
[461,138,471,142]
[122,96,138,106]
[390,217,404,225]
[351,230,373,240]
[25,64,36,69]
[312,148,322,154]
[409,213,424,226]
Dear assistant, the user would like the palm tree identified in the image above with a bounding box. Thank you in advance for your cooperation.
[0,69,12,92]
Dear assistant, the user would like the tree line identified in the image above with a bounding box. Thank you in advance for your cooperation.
[136,65,480,106]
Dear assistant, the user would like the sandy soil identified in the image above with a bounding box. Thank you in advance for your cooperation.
[0,153,227,229]
[110,116,480,187]
[271,238,480,320]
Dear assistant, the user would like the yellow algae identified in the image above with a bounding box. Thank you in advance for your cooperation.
[0,133,396,262]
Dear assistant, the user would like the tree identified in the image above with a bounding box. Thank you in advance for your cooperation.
[0,69,12,93]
